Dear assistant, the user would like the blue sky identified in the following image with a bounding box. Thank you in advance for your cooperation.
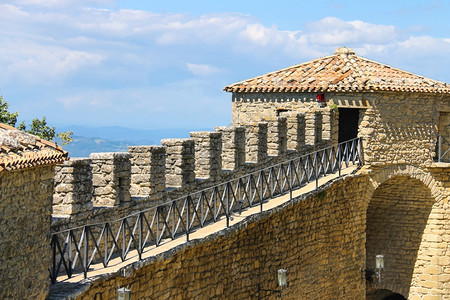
[0,0,449,132]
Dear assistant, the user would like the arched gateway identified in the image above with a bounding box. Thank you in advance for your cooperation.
[363,165,448,299]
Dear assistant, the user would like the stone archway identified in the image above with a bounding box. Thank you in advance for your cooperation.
[364,169,449,299]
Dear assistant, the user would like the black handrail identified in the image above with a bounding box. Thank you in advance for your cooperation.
[49,137,364,283]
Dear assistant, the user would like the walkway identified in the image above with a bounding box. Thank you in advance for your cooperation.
[54,164,358,285]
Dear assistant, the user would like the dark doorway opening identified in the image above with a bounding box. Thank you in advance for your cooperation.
[383,294,407,300]
[367,289,407,300]
[338,108,360,143]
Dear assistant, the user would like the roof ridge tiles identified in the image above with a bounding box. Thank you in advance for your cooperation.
[224,47,449,94]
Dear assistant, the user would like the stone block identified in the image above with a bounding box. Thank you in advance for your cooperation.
[162,138,195,187]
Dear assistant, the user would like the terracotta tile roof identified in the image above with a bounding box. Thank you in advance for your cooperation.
[0,123,68,172]
[224,47,450,94]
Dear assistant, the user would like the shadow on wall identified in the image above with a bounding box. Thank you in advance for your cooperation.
[365,176,435,298]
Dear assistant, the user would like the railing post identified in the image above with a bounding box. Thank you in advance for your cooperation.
[68,231,73,277]
[138,213,143,260]
[352,139,356,164]
[289,161,293,201]
[171,201,176,237]
[260,171,264,212]
[226,183,230,228]
[156,207,160,246]
[122,220,126,260]
[83,226,89,279]
[186,197,190,242]
[270,167,274,198]
[214,187,218,221]
[358,137,364,165]
[201,192,206,225]
[51,235,56,284]
[249,174,253,205]
[439,134,442,162]
[104,224,108,266]
[315,152,319,189]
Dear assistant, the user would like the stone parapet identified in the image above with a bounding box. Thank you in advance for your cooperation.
[53,158,93,216]
[268,117,287,156]
[245,122,268,163]
[282,112,306,151]
[215,126,246,170]
[322,108,339,145]
[190,131,222,180]
[89,152,132,207]
[128,146,166,196]
[161,138,195,187]
[306,111,322,146]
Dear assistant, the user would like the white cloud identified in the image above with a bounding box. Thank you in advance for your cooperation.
[0,41,104,85]
[398,35,450,54]
[306,17,397,45]
[0,3,449,130]
[187,63,221,76]
[10,0,114,8]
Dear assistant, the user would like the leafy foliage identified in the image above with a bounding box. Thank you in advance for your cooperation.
[0,95,72,145]
[56,131,73,146]
[0,96,19,126]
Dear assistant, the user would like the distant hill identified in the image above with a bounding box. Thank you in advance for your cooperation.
[58,125,213,157]
[62,136,153,157]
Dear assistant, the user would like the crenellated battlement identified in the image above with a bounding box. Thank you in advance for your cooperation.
[51,113,337,231]
[90,152,132,207]
[215,126,246,170]
[128,145,166,196]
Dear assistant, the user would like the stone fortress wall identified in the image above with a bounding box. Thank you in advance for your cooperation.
[75,173,370,300]
[50,91,450,299]
[51,106,338,232]
[52,90,450,237]
[75,163,450,300]
[0,165,55,300]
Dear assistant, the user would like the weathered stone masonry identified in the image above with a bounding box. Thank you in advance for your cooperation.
[53,158,93,216]
[48,90,449,300]
[74,164,450,300]
[0,123,67,300]
[231,91,449,166]
[51,116,326,223]
[89,152,132,207]
[363,165,450,299]
[215,126,246,170]
[73,173,369,300]
[190,131,222,180]
[0,166,56,300]
[267,116,287,156]
[47,48,450,299]
[245,122,268,163]
[128,145,166,196]
[161,138,195,188]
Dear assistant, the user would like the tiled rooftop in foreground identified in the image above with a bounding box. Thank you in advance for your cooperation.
[0,123,68,172]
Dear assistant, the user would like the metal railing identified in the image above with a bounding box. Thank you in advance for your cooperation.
[436,133,450,162]
[50,137,363,283]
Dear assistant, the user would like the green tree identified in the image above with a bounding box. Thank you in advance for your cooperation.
[0,96,72,145]
[0,95,19,126]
